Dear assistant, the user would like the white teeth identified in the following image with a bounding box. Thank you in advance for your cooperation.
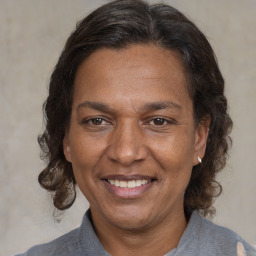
[136,180,142,186]
[128,180,136,188]
[119,181,128,188]
[108,179,150,188]
[109,179,115,185]
[141,180,147,185]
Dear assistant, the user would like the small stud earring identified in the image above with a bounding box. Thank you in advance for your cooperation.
[198,156,202,163]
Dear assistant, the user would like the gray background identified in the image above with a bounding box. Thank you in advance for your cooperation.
[0,0,255,255]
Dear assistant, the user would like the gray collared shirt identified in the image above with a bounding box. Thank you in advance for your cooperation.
[16,210,256,256]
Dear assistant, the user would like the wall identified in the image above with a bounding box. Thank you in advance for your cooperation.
[0,0,255,255]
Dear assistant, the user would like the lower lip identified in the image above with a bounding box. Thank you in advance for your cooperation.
[102,180,155,199]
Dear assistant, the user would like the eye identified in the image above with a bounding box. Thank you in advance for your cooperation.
[149,118,168,126]
[90,118,105,125]
[81,117,111,126]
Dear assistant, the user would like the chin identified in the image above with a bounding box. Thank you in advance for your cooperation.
[111,217,154,231]
[103,207,158,231]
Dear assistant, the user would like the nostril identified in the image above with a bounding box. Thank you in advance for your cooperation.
[106,141,148,166]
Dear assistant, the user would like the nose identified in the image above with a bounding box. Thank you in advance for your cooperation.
[106,121,148,166]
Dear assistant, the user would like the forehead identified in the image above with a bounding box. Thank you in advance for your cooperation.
[75,44,186,84]
[73,44,191,112]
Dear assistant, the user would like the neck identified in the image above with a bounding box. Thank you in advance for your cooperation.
[90,209,187,256]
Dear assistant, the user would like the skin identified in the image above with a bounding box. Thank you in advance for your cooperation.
[237,242,247,256]
[63,44,209,256]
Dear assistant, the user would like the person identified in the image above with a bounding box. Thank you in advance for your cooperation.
[16,0,256,255]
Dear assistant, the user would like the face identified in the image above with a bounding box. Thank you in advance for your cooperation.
[64,44,208,233]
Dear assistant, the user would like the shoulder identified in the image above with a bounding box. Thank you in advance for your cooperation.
[194,212,256,256]
[15,227,81,256]
[15,210,109,256]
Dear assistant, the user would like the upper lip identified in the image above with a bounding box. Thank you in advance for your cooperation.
[101,174,157,181]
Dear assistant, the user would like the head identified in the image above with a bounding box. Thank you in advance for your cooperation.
[38,0,232,219]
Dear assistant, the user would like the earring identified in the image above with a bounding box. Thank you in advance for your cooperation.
[198,156,202,163]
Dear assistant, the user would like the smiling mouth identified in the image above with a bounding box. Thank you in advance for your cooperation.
[102,176,157,198]
[106,179,152,188]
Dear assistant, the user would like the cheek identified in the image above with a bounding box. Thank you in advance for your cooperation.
[152,130,195,191]
[152,130,195,166]
[69,137,104,202]
[68,138,98,185]
[69,130,106,165]
[68,133,111,198]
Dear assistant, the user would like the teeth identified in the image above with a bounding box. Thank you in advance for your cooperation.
[108,179,150,188]
[109,179,115,185]
[128,180,136,188]
[119,181,127,188]
[136,180,143,186]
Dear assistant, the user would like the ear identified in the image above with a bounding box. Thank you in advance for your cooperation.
[63,133,72,163]
[193,117,210,166]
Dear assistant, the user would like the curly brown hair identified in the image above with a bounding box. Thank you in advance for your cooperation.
[38,0,232,218]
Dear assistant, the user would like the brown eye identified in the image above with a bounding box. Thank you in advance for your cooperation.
[91,118,104,125]
[152,118,166,125]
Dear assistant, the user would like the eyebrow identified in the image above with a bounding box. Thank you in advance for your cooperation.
[77,101,111,112]
[141,101,182,112]
[77,100,181,113]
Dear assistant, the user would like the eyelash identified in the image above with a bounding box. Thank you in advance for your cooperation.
[81,116,176,127]
[147,117,176,126]
[82,117,111,126]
